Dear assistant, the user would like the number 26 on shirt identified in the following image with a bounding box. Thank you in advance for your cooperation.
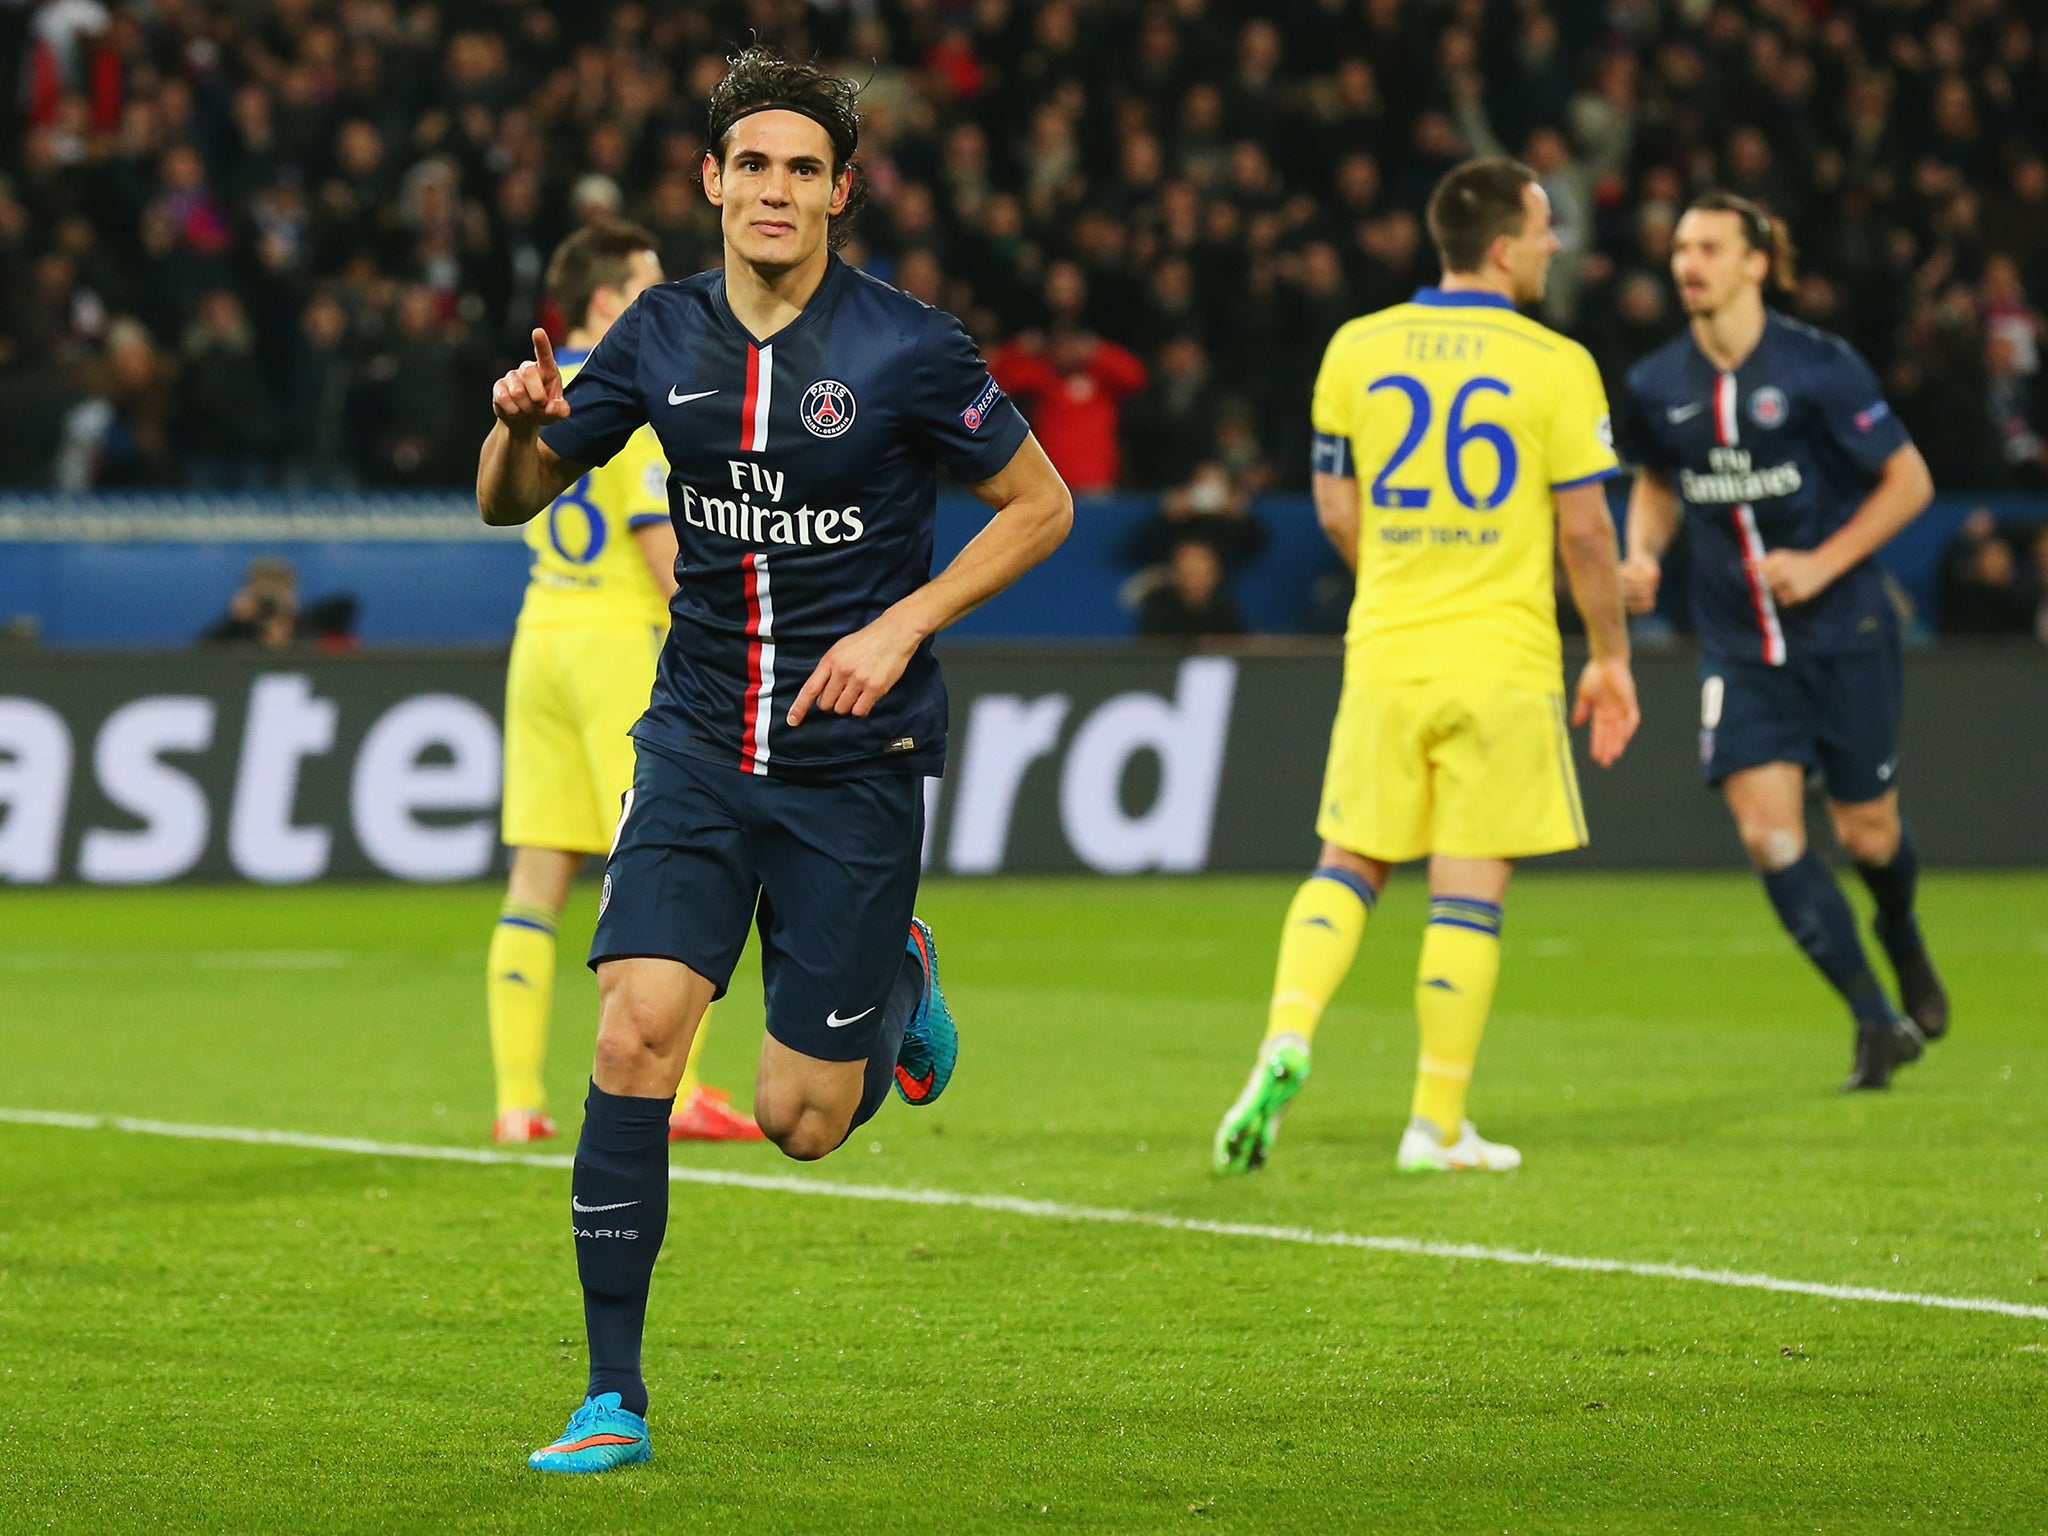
[1366,374,1519,512]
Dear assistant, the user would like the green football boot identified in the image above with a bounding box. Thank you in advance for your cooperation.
[1212,1034,1311,1174]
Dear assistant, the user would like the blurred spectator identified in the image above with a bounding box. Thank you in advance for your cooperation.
[179,289,275,490]
[1136,538,1245,640]
[1122,335,1222,490]
[1125,461,1269,573]
[360,284,481,485]
[198,554,360,650]
[1937,511,2040,638]
[990,263,1147,493]
[200,556,300,648]
[282,290,360,489]
[57,316,173,488]
[0,0,2039,508]
[1986,334,2048,489]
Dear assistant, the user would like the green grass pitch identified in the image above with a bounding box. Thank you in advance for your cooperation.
[2,873,2045,1533]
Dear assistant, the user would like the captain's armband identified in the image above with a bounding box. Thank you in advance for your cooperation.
[1311,431,1355,478]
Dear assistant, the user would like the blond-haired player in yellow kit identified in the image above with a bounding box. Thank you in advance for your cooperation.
[488,219,760,1146]
[1214,158,1640,1175]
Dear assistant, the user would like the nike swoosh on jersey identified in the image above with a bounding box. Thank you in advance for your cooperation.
[668,387,719,405]
[1667,402,1704,422]
[825,1006,877,1028]
[571,1196,641,1213]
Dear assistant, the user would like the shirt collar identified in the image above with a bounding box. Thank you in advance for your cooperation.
[1410,286,1516,311]
[553,346,592,367]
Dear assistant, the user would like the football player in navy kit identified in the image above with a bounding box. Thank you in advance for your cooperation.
[478,49,1073,1473]
[1617,192,1947,1094]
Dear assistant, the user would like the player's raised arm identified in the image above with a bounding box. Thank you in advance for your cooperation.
[478,328,586,526]
[1621,468,1681,614]
[786,434,1073,726]
[1759,442,1934,607]
[1557,480,1641,766]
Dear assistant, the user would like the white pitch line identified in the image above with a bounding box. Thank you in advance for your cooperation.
[5,1107,2046,1324]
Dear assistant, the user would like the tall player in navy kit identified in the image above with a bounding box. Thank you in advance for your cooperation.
[477,50,1073,1473]
[1617,192,1948,1093]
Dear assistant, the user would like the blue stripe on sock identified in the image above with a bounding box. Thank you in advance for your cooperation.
[1427,915,1503,937]
[1430,897,1503,918]
[497,915,556,935]
[1428,897,1503,935]
[1310,866,1378,909]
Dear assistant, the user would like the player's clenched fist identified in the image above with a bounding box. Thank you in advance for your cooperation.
[1619,552,1661,614]
[492,327,570,431]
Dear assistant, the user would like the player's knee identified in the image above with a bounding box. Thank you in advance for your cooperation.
[1831,810,1898,865]
[1738,822,1805,872]
[591,994,687,1085]
[757,1103,844,1162]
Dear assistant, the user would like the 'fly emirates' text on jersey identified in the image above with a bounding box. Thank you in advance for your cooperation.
[1311,288,1620,690]
[1618,311,1911,666]
[541,256,1029,781]
[517,351,673,630]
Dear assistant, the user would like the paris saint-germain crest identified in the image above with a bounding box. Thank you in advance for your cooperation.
[800,379,857,438]
[1748,385,1788,429]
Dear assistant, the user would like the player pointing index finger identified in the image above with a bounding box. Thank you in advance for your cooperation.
[476,45,1073,1476]
[529,327,562,397]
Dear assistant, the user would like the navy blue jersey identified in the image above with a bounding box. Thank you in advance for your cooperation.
[1617,312,1911,664]
[541,255,1029,780]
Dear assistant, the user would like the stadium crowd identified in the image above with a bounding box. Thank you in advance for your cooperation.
[0,0,2045,633]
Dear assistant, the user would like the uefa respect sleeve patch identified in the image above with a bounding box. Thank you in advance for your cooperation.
[961,375,1004,432]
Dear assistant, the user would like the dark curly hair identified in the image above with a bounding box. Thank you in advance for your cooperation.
[705,46,866,251]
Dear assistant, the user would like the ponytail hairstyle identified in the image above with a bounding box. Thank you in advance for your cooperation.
[1685,190,1798,292]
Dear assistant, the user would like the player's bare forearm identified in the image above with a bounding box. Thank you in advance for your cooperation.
[1620,470,1678,612]
[1557,482,1632,665]
[1623,471,1680,560]
[477,423,581,526]
[632,520,681,599]
[899,435,1073,638]
[1312,472,1360,571]
[478,327,584,526]
[784,435,1073,727]
[1813,444,1934,584]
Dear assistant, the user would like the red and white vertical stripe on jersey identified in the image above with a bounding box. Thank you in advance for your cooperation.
[739,342,774,453]
[739,552,776,775]
[1715,371,1787,666]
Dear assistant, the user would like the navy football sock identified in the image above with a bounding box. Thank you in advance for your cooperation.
[848,945,923,1136]
[1855,825,1920,933]
[572,1080,673,1418]
[1760,853,1894,1028]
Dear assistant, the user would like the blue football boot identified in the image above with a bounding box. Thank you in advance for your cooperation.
[893,918,957,1106]
[528,1392,652,1474]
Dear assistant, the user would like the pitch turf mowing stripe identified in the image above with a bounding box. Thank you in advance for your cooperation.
[6,1106,2046,1325]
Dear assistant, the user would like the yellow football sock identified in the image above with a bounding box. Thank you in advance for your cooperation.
[1265,868,1375,1045]
[1410,897,1504,1142]
[487,899,559,1115]
[677,1004,713,1104]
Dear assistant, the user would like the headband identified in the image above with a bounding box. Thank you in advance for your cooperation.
[718,99,858,162]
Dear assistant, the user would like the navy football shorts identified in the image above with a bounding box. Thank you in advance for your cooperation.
[590,740,924,1063]
[1698,642,1902,804]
